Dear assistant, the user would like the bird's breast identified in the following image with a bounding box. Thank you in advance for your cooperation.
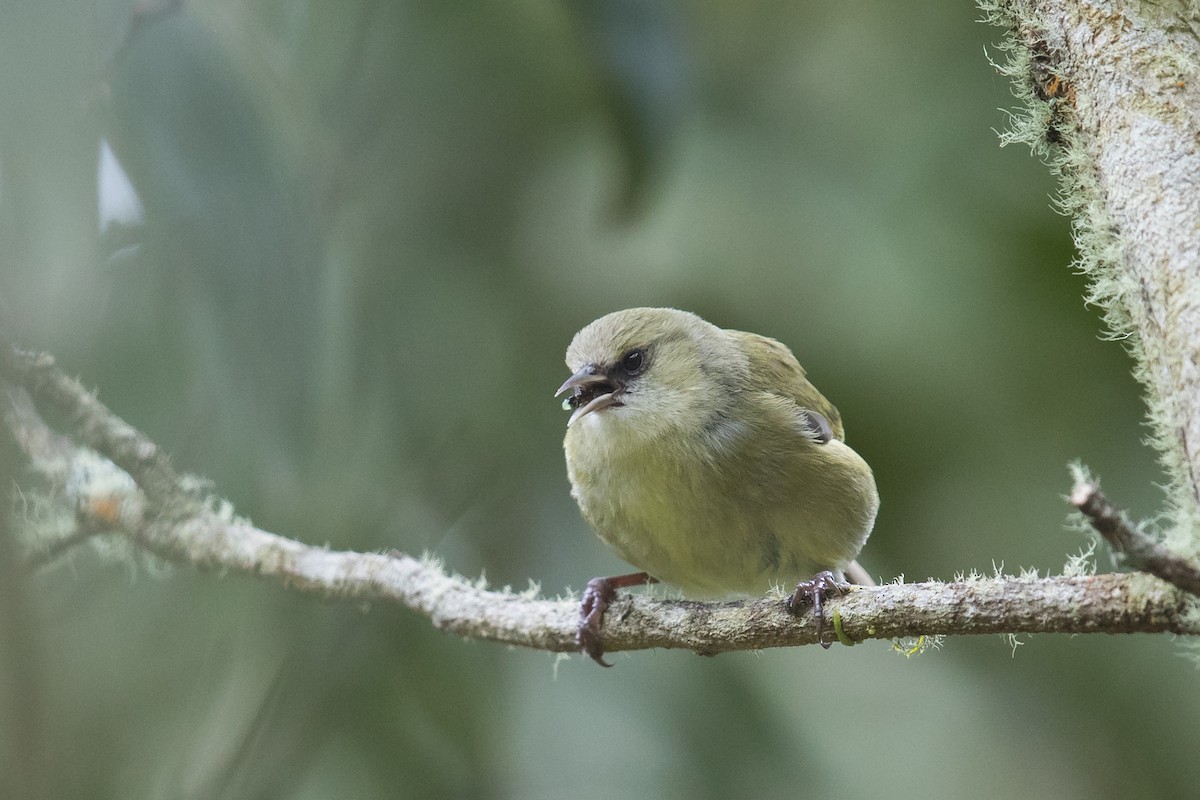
[564,412,773,594]
[564,408,876,596]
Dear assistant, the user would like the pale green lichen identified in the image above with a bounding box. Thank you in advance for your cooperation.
[1062,540,1098,577]
[832,609,857,646]
[892,634,944,657]
[550,651,573,679]
[981,1,1200,561]
[1017,565,1042,581]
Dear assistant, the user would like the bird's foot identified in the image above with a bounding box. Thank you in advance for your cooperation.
[577,572,655,667]
[577,577,618,667]
[786,570,848,649]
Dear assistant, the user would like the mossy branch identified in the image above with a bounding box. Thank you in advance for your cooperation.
[983,0,1200,558]
[3,345,1197,660]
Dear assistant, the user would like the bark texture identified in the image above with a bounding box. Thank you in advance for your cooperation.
[990,1,1200,552]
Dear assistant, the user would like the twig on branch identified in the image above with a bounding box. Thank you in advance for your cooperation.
[1,345,185,502]
[23,528,103,571]
[1,342,1197,659]
[1070,479,1200,597]
[2,385,143,567]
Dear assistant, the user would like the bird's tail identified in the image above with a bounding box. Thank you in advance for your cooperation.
[844,559,876,587]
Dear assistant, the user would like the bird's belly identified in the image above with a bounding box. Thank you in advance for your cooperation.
[574,466,831,596]
[566,416,876,597]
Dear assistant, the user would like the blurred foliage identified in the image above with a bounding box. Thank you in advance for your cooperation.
[0,1,1190,798]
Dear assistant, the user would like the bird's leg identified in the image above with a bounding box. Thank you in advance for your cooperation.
[577,572,657,667]
[785,570,848,649]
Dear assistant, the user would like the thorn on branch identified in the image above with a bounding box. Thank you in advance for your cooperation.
[1070,479,1200,597]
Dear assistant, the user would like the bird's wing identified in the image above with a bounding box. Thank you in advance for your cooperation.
[729,330,845,441]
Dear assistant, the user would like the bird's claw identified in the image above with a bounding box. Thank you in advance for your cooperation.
[576,572,656,666]
[786,570,848,649]
[577,577,618,667]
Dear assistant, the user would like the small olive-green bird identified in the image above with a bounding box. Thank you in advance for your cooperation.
[557,307,879,665]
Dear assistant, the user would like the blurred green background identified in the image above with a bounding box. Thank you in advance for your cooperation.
[1,1,1193,798]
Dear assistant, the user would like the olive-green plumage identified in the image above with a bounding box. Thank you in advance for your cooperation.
[560,307,877,596]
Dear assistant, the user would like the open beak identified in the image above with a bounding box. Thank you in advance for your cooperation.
[556,365,621,427]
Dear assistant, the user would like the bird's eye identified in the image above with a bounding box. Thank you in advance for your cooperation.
[619,348,645,375]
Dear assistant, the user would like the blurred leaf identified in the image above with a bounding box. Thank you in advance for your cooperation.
[562,0,694,219]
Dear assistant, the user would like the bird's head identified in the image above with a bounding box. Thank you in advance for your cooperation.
[556,308,746,436]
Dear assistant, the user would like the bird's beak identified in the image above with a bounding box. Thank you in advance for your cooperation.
[556,364,621,427]
[555,364,606,397]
